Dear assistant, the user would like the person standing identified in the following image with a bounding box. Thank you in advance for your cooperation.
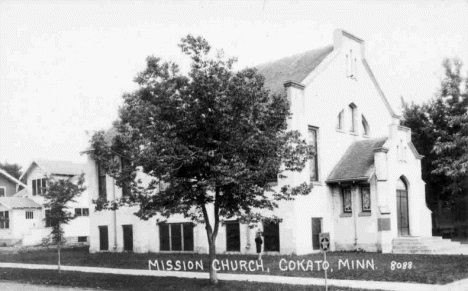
[255,231,263,260]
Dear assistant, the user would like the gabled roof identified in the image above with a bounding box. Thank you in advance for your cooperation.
[0,169,26,187]
[0,197,42,209]
[13,188,29,197]
[327,137,388,183]
[19,159,85,181]
[256,45,334,96]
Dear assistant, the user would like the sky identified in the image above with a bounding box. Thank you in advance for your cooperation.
[1,0,467,169]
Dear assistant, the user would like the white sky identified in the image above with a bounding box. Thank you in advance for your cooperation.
[1,0,467,169]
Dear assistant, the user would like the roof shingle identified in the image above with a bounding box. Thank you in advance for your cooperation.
[327,137,388,183]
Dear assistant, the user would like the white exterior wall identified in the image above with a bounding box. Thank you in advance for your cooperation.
[86,30,432,255]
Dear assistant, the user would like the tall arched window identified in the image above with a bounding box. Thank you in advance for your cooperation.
[362,115,369,136]
[396,177,410,236]
[336,110,344,130]
[349,103,357,133]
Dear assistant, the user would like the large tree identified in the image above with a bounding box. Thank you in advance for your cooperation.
[402,58,468,208]
[90,35,313,284]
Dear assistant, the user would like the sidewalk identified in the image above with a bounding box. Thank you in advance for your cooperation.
[0,262,465,291]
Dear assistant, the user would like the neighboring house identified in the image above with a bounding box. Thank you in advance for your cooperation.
[84,30,453,255]
[0,168,26,197]
[2,159,90,246]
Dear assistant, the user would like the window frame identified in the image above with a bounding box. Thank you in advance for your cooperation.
[361,186,371,212]
[25,210,34,219]
[0,187,5,197]
[349,104,357,133]
[308,126,319,182]
[342,188,352,213]
[97,164,107,199]
[0,211,9,229]
[32,178,47,196]
[159,223,194,252]
[336,110,344,130]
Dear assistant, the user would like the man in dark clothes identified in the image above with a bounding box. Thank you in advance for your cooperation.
[255,231,263,260]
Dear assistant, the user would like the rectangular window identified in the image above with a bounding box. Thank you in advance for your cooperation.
[336,110,344,130]
[121,159,131,197]
[308,126,319,182]
[159,223,194,251]
[343,188,352,213]
[122,225,133,251]
[312,218,322,250]
[32,178,47,196]
[349,105,356,133]
[0,187,5,197]
[98,165,107,199]
[26,211,34,219]
[361,187,371,212]
[99,226,109,251]
[83,208,89,216]
[226,221,240,252]
[45,209,52,227]
[263,221,280,252]
[78,236,88,243]
[75,208,89,217]
[75,208,82,216]
[0,211,9,229]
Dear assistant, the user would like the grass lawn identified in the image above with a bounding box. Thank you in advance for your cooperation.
[0,268,378,291]
[1,246,467,284]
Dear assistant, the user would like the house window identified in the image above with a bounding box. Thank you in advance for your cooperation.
[362,115,369,136]
[78,236,88,243]
[263,221,280,252]
[0,187,5,197]
[32,178,47,195]
[121,159,131,197]
[225,221,240,252]
[159,223,194,251]
[26,211,34,219]
[45,209,52,227]
[308,126,319,182]
[361,187,371,212]
[75,208,89,217]
[343,188,352,213]
[336,110,344,130]
[349,104,357,133]
[97,164,107,199]
[0,211,9,229]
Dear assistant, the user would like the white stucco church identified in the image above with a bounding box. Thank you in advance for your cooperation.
[85,30,444,255]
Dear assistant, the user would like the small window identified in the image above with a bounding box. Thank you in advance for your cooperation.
[343,188,352,213]
[75,208,89,217]
[83,208,89,216]
[75,208,82,216]
[0,187,5,197]
[78,236,88,243]
[362,115,369,136]
[349,104,357,133]
[308,126,319,182]
[0,211,9,229]
[26,211,34,219]
[361,187,371,212]
[336,110,344,130]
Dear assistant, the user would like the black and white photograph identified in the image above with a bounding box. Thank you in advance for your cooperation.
[0,1,467,290]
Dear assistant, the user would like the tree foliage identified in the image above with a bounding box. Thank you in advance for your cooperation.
[41,174,85,273]
[402,58,468,205]
[90,35,313,283]
[0,162,22,179]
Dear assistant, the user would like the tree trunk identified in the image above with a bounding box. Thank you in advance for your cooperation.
[57,243,61,274]
[208,241,218,284]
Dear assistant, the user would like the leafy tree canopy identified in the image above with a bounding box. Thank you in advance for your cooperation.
[89,35,313,283]
[402,58,468,204]
[0,162,22,180]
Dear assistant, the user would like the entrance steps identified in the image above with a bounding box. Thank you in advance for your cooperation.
[392,236,462,254]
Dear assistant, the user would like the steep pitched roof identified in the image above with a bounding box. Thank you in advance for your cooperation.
[327,137,388,183]
[256,45,334,96]
[0,169,26,187]
[20,159,85,180]
[0,197,42,209]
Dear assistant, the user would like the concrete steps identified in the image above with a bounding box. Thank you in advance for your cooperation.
[392,236,462,254]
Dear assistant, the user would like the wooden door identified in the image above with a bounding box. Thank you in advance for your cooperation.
[99,226,108,251]
[122,225,133,251]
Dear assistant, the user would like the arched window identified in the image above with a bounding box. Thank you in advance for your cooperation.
[362,115,369,136]
[396,177,409,236]
[349,103,357,133]
[396,178,407,191]
[336,110,344,130]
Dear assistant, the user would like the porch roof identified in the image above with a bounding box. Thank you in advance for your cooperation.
[326,137,388,184]
[0,197,42,209]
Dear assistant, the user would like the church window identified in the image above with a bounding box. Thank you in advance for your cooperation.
[337,110,344,130]
[362,115,369,136]
[342,188,352,213]
[361,187,371,212]
[308,126,319,182]
[349,104,357,133]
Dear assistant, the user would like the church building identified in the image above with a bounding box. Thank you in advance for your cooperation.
[84,30,439,255]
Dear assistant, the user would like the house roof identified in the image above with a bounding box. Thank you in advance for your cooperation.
[0,169,27,187]
[19,159,85,181]
[326,137,388,183]
[256,45,334,96]
[0,197,42,209]
[13,188,29,197]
